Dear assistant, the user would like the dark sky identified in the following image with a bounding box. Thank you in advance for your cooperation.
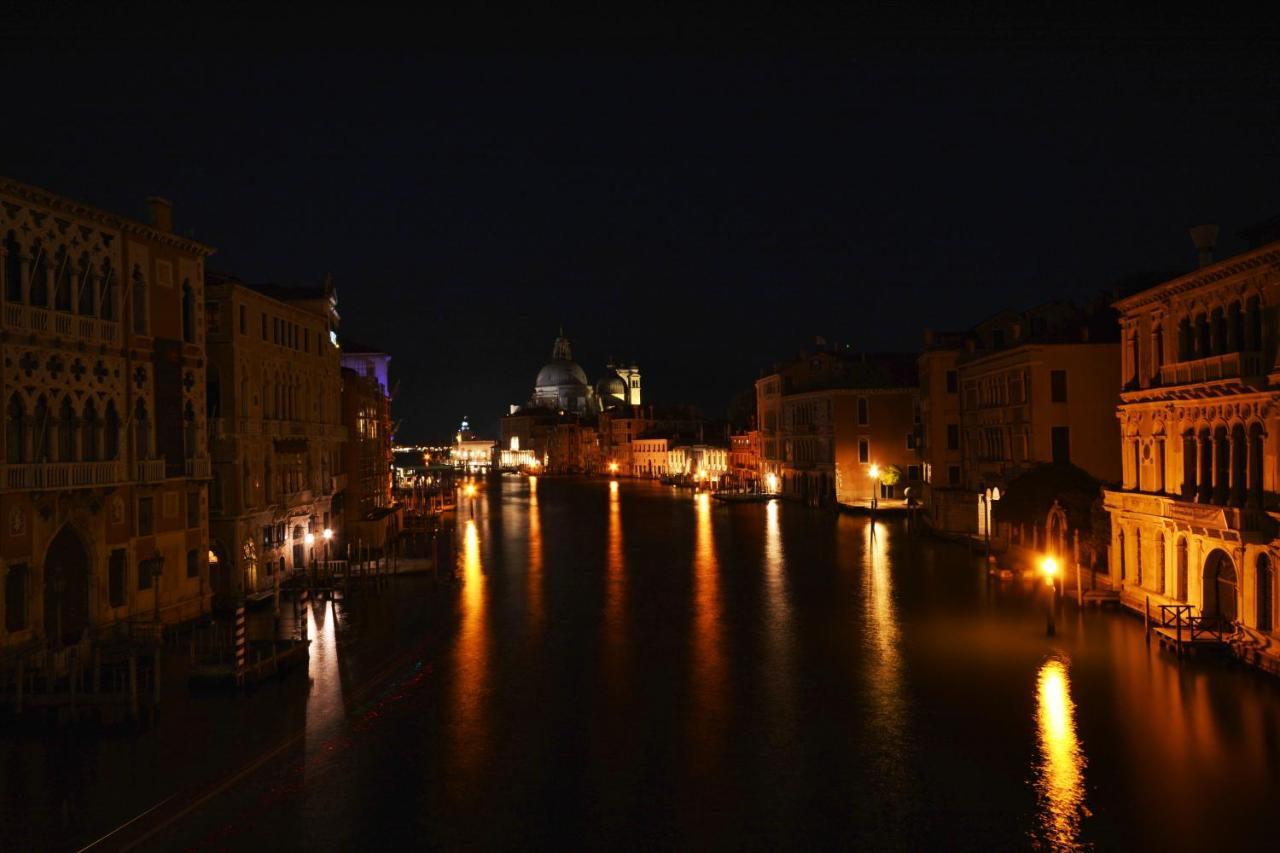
[4,6,1278,441]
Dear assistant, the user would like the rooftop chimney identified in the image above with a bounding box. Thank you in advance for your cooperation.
[1189,224,1219,268]
[147,197,173,232]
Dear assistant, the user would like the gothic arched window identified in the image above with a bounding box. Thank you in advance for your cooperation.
[5,394,26,464]
[131,266,148,335]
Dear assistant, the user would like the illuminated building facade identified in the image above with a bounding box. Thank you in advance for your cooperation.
[729,429,760,490]
[1104,229,1280,665]
[452,418,495,472]
[921,302,1121,535]
[1,177,214,649]
[633,437,670,478]
[340,343,394,548]
[667,444,729,482]
[204,274,345,601]
[758,349,920,506]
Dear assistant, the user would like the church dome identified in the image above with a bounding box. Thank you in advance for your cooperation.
[596,374,626,403]
[536,359,588,389]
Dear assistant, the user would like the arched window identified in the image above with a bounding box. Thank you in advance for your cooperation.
[1196,313,1210,356]
[1155,532,1166,595]
[1177,317,1193,361]
[3,231,22,303]
[1211,307,1226,354]
[134,398,151,460]
[29,239,48,307]
[1176,537,1189,601]
[1247,296,1263,351]
[99,259,116,321]
[181,279,195,343]
[1118,530,1126,581]
[32,395,50,461]
[1258,554,1273,632]
[82,398,100,462]
[1229,301,1243,351]
[5,394,26,464]
[78,253,95,316]
[104,401,120,460]
[56,396,76,462]
[131,266,148,335]
[54,247,72,312]
[242,459,253,507]
[1134,528,1143,586]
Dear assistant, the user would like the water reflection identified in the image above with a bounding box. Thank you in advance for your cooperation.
[452,518,488,777]
[528,478,543,633]
[1033,658,1087,849]
[692,492,724,743]
[604,481,625,661]
[863,521,902,709]
[763,500,795,744]
[305,597,344,751]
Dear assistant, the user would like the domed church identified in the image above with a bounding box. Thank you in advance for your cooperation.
[527,329,640,416]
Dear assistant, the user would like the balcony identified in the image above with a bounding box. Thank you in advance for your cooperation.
[135,458,167,482]
[2,460,125,490]
[185,456,212,479]
[1160,350,1264,387]
[3,303,120,345]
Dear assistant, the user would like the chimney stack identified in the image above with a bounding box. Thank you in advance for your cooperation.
[1189,224,1219,268]
[147,197,173,232]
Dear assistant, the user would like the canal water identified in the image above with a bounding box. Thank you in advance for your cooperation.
[6,477,1280,850]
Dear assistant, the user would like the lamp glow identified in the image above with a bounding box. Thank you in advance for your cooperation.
[322,528,333,541]
[869,463,880,480]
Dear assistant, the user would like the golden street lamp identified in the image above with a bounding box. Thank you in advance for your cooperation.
[322,527,333,571]
[608,461,619,475]
[1041,555,1058,636]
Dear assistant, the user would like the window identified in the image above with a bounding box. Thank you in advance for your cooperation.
[261,314,268,340]
[858,438,870,464]
[239,304,247,334]
[137,557,157,590]
[5,564,27,631]
[187,548,201,579]
[181,280,196,342]
[131,267,148,335]
[857,397,869,426]
[108,549,126,607]
[947,424,960,451]
[187,491,200,528]
[906,433,916,450]
[907,464,921,481]
[945,370,958,393]
[948,465,961,485]
[137,496,154,536]
[1051,426,1071,465]
[1050,370,1068,403]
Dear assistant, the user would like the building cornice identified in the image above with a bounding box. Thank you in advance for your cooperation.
[1113,244,1280,312]
[0,175,216,258]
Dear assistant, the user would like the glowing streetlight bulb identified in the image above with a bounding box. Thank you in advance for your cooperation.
[322,528,333,541]
[1042,556,1058,584]
[304,532,315,546]
[869,463,880,480]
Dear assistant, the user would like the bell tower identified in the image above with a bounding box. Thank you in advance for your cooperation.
[614,364,641,405]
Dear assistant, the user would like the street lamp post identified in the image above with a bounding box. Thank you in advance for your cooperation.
[868,464,881,523]
[322,527,333,574]
[1041,555,1058,636]
[304,531,316,583]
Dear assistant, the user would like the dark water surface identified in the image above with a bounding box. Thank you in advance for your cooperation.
[6,477,1280,850]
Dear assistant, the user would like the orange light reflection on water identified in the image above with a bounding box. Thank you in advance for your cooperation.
[452,518,488,778]
[603,479,625,672]
[1034,658,1088,849]
[692,492,724,748]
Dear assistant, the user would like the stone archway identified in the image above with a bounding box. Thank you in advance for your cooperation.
[43,524,91,645]
[1202,548,1238,621]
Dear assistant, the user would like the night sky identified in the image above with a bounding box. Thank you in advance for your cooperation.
[4,7,1278,441]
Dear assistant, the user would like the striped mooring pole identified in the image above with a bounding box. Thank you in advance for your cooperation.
[235,601,247,686]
